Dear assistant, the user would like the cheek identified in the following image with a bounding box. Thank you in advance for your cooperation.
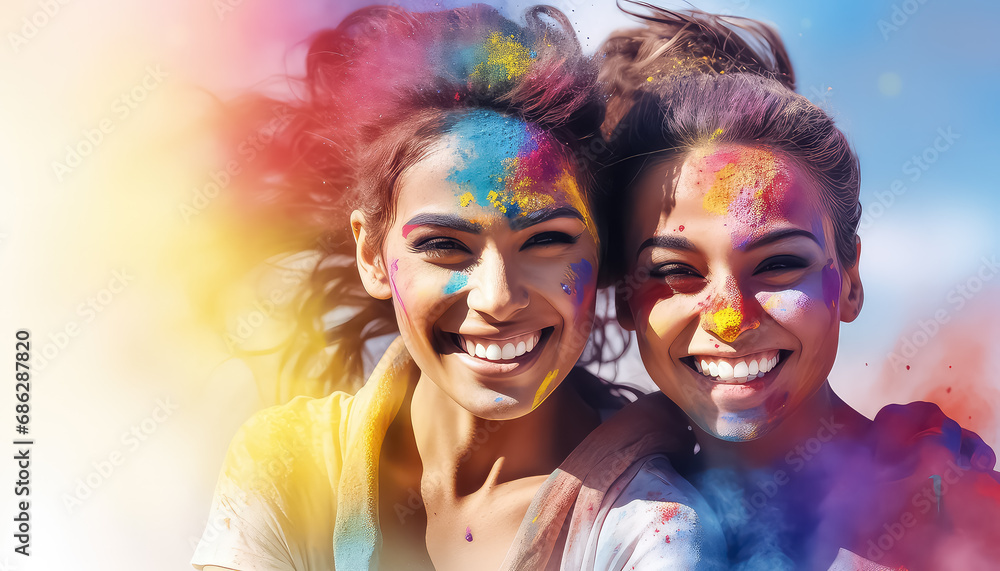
[757,272,837,330]
[633,284,678,339]
[559,258,594,319]
[387,257,454,322]
[442,271,469,295]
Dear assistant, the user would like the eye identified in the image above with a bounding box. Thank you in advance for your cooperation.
[754,255,810,274]
[410,237,471,257]
[651,263,703,279]
[521,231,579,250]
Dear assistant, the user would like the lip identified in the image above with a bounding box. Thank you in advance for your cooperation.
[446,327,554,376]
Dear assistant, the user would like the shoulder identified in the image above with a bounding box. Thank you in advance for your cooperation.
[590,455,727,570]
[221,392,353,495]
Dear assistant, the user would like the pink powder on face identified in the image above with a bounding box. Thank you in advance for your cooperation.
[699,146,796,248]
[402,224,420,238]
[821,259,840,310]
[388,259,409,318]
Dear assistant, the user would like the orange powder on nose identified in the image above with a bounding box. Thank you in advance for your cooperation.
[710,307,745,343]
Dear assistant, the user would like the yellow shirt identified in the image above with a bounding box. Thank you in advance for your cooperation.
[192,338,723,570]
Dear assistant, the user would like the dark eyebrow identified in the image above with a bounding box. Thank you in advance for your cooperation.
[509,206,585,231]
[745,228,821,250]
[636,235,696,260]
[403,213,483,234]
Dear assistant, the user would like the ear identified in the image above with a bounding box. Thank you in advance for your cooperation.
[615,286,636,331]
[839,236,864,323]
[351,210,392,300]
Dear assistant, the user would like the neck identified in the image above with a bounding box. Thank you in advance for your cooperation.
[409,369,600,497]
[691,381,867,470]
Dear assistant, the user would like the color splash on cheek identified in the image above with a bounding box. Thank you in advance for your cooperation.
[560,258,594,308]
[531,369,560,410]
[821,258,840,310]
[443,271,469,295]
[758,290,811,323]
[388,259,409,318]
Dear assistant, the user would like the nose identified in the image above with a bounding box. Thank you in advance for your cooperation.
[700,275,762,343]
[465,248,530,322]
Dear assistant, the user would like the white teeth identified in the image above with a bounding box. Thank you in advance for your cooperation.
[693,351,782,384]
[717,361,734,381]
[459,331,543,361]
[501,343,515,360]
[733,361,749,379]
[485,344,501,360]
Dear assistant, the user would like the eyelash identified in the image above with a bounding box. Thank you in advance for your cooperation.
[651,263,703,279]
[409,230,579,259]
[754,255,810,274]
[409,238,470,256]
[650,255,810,279]
[521,231,579,249]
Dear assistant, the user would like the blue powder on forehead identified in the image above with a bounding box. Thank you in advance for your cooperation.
[444,109,540,218]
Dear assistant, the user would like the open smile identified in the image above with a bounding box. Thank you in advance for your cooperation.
[681,350,792,384]
[444,327,554,375]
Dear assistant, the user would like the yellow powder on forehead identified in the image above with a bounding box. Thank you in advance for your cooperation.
[553,170,598,240]
[702,147,779,215]
[487,190,508,214]
[507,175,556,213]
[459,192,475,207]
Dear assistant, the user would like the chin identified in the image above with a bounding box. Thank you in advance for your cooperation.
[455,386,537,421]
[699,408,780,442]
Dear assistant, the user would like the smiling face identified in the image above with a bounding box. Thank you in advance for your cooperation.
[617,144,862,441]
[355,110,599,420]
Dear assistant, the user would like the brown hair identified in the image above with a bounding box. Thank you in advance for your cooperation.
[220,4,605,393]
[598,5,860,280]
